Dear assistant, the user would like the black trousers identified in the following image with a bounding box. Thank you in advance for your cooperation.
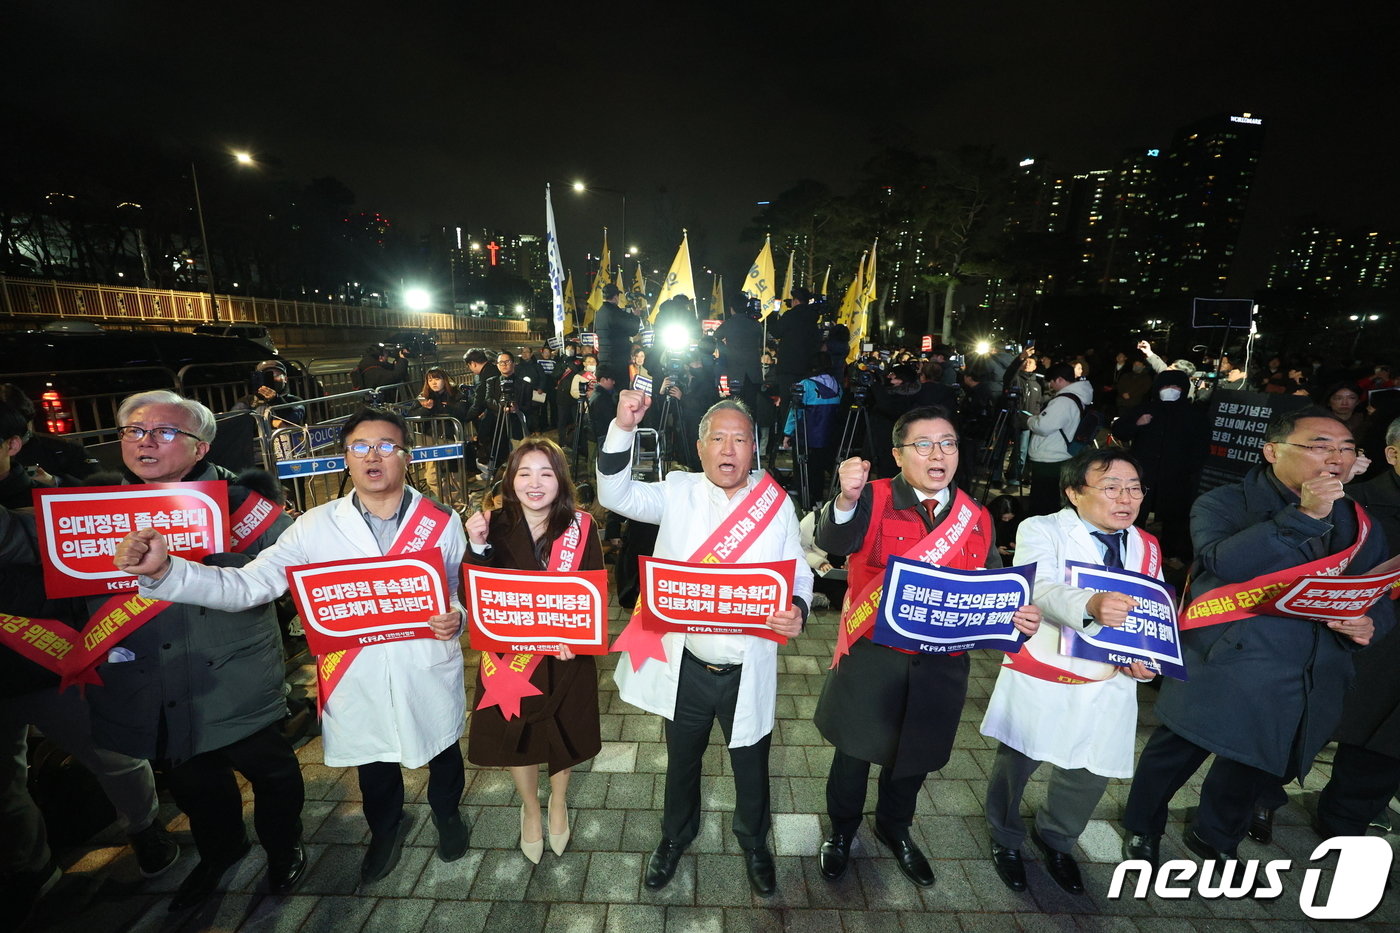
[826,748,925,839]
[1318,742,1400,835]
[662,653,771,850]
[1122,724,1294,852]
[357,743,465,840]
[1026,458,1064,517]
[164,723,304,866]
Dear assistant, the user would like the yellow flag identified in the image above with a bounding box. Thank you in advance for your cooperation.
[837,253,866,332]
[745,234,777,319]
[584,228,611,327]
[564,270,577,326]
[710,273,724,319]
[649,231,695,323]
[781,250,794,305]
[615,266,625,292]
[631,262,648,316]
[850,241,877,362]
[821,265,831,300]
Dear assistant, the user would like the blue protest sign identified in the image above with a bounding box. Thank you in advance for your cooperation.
[873,557,1034,655]
[1058,561,1187,681]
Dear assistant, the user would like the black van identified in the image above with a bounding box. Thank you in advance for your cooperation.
[2,328,318,436]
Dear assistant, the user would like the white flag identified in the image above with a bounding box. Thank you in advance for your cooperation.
[545,184,566,341]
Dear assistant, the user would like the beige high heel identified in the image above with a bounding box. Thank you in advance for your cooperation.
[520,803,544,864]
[548,795,571,856]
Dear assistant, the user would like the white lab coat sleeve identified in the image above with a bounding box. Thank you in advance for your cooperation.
[140,515,311,610]
[596,421,666,524]
[1014,513,1098,634]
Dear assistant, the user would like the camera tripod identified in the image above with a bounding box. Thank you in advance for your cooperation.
[570,390,591,475]
[832,390,873,496]
[972,393,1018,502]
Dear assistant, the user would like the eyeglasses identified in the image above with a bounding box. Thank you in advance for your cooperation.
[346,441,408,458]
[117,425,204,444]
[1277,442,1363,458]
[897,439,959,455]
[1083,484,1148,500]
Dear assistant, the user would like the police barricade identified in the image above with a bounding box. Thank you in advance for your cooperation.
[262,410,471,515]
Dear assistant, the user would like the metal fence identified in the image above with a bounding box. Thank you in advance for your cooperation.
[1,275,538,338]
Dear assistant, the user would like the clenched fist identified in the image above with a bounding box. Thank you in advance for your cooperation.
[835,457,871,511]
[1087,591,1137,627]
[1299,469,1346,521]
[466,509,492,548]
[114,528,172,580]
[615,389,652,431]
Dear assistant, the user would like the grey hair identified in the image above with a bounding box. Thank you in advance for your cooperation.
[117,390,216,443]
[697,399,756,440]
[1387,415,1400,450]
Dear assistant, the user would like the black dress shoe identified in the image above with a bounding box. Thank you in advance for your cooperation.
[1121,832,1161,870]
[361,812,414,885]
[871,822,934,888]
[743,846,777,897]
[990,840,1027,892]
[266,844,306,895]
[433,810,471,862]
[1247,806,1274,845]
[169,839,252,912]
[818,833,853,881]
[1182,828,1237,862]
[643,838,685,891]
[1031,828,1083,895]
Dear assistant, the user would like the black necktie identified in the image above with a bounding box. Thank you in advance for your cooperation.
[1091,531,1123,569]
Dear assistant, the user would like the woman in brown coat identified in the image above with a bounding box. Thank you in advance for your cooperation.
[464,437,602,862]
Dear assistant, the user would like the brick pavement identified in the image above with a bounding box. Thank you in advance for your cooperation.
[31,603,1400,932]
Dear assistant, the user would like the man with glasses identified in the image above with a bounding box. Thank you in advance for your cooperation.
[980,448,1159,896]
[115,407,471,889]
[812,406,1041,888]
[1122,407,1395,868]
[86,390,305,910]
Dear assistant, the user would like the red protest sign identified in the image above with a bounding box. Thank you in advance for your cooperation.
[702,319,721,334]
[34,482,230,599]
[463,566,610,655]
[1255,568,1400,622]
[287,549,450,655]
[637,557,795,644]
[921,335,933,352]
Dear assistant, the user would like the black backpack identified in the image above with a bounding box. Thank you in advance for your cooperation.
[1056,393,1102,454]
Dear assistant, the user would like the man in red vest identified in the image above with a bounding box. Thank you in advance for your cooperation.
[812,405,1041,888]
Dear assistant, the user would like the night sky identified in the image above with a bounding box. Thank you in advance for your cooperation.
[7,1,1397,291]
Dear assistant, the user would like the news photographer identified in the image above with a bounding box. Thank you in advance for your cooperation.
[475,351,538,472]
[232,360,306,427]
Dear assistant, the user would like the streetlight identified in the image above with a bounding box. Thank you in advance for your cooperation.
[404,287,432,312]
[189,150,256,323]
[571,180,627,253]
[1349,313,1380,355]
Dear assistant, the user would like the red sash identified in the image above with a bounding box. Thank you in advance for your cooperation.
[316,495,452,715]
[831,485,992,668]
[1180,503,1372,631]
[229,492,280,551]
[476,511,593,720]
[613,472,788,672]
[1000,529,1162,685]
[48,490,280,693]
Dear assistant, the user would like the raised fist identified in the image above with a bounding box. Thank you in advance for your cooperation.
[835,457,871,510]
[615,389,652,430]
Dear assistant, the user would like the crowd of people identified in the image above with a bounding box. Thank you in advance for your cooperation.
[3,295,1400,924]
